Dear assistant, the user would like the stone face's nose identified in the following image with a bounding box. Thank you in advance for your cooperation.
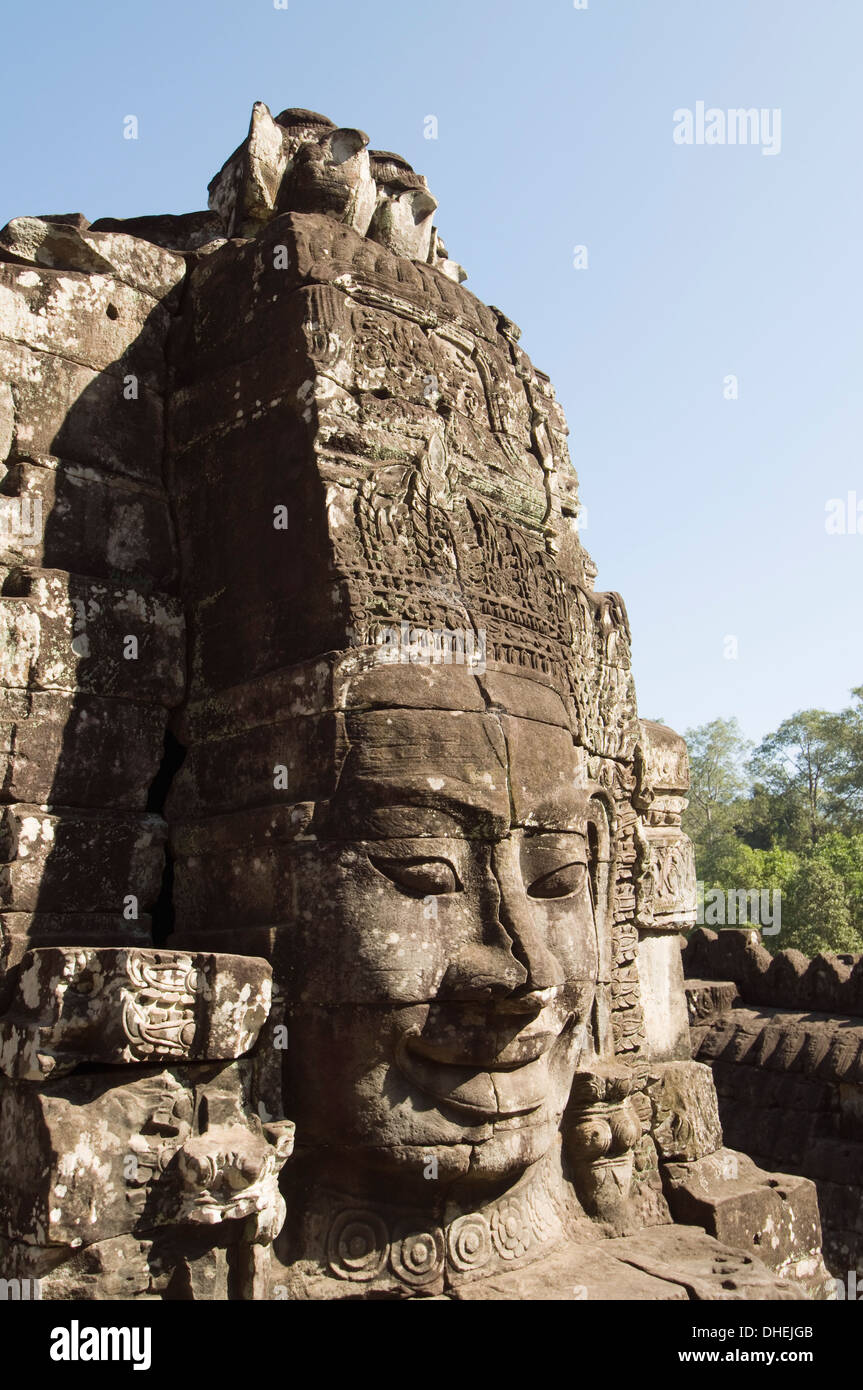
[490,839,565,995]
[438,840,564,1002]
[494,985,560,1015]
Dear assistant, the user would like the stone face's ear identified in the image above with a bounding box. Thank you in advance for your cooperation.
[586,789,616,921]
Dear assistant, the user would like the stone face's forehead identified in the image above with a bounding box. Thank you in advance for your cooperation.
[341,664,487,713]
[501,716,587,830]
[478,669,573,730]
[336,704,586,835]
[339,707,511,833]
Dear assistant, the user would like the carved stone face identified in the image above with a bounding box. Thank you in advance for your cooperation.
[278,669,603,1190]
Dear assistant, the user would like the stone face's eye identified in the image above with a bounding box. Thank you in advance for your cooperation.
[527,862,588,900]
[369,857,462,896]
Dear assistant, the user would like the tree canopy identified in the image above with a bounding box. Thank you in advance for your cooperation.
[682,688,863,956]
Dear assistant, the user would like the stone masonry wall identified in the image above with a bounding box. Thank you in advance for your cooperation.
[684,927,863,1280]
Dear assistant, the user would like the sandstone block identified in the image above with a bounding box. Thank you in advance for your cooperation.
[685,978,740,1023]
[662,1147,824,1276]
[0,338,164,484]
[646,1059,723,1161]
[0,946,271,1078]
[0,806,166,913]
[0,263,169,391]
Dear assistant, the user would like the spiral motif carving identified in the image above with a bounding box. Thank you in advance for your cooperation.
[447,1213,492,1272]
[390,1224,445,1287]
[326,1183,559,1287]
[327,1210,389,1282]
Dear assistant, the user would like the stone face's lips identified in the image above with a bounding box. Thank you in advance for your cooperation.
[394,1023,566,1118]
[403,1030,556,1071]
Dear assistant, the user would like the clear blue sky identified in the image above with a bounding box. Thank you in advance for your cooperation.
[2,0,860,744]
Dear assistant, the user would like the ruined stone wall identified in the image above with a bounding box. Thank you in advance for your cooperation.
[0,206,294,1301]
[684,927,863,1279]
[0,216,188,993]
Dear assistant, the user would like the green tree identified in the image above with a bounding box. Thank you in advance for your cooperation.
[825,687,863,828]
[737,781,810,854]
[684,696,863,957]
[780,857,863,956]
[749,709,847,847]
[811,830,863,936]
[683,717,751,851]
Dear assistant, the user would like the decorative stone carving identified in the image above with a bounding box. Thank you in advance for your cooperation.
[0,947,272,1079]
[0,102,830,1301]
[565,1065,643,1224]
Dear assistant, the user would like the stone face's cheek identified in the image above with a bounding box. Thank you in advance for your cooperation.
[277,842,474,1006]
[283,1002,497,1150]
[529,883,601,987]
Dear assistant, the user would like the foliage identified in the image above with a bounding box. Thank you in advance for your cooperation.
[683,687,863,957]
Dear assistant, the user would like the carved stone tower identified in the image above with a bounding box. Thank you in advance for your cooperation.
[0,104,829,1299]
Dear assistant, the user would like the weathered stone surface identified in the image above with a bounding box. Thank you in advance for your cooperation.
[89,211,224,253]
[0,1060,291,1254]
[0,458,176,584]
[0,912,152,999]
[0,806,166,913]
[0,263,169,391]
[0,100,828,1302]
[684,925,863,1016]
[0,569,184,702]
[661,1148,828,1287]
[605,1225,808,1300]
[0,217,186,303]
[451,1238,689,1300]
[0,339,165,484]
[0,947,272,1078]
[167,713,345,817]
[646,1060,723,1161]
[0,691,167,807]
[685,935,863,1280]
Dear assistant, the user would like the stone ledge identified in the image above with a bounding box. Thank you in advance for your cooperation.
[661,1146,828,1293]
